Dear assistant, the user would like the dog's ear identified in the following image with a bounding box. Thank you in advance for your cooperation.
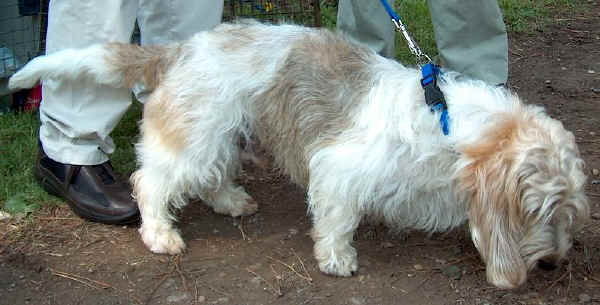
[457,115,528,289]
[464,159,527,289]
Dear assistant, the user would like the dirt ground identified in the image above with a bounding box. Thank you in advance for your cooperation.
[1,6,599,305]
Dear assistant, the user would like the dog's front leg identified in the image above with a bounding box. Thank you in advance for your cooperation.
[310,195,361,277]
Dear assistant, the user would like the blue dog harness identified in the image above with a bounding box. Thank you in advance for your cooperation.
[421,64,450,135]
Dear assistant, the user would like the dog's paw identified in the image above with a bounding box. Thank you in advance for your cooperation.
[315,243,358,277]
[212,187,258,217]
[139,225,186,255]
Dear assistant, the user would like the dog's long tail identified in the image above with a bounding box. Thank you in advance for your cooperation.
[8,43,179,91]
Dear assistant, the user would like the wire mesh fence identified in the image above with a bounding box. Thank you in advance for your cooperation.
[0,0,47,81]
[223,0,321,26]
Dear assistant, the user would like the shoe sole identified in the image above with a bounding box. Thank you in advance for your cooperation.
[34,162,140,225]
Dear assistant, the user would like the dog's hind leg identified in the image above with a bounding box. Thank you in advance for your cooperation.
[130,89,198,255]
[132,164,186,255]
[200,180,258,218]
[180,137,257,218]
[181,137,258,218]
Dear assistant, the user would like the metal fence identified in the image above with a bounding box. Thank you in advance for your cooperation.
[223,0,321,26]
[0,0,47,81]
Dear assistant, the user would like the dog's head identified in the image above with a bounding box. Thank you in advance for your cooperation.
[456,104,589,289]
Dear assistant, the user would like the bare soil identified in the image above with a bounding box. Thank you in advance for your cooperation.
[1,6,599,305]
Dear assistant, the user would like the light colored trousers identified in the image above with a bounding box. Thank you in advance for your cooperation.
[41,0,223,165]
[338,0,508,85]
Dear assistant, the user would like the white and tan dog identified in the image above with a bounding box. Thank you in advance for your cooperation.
[9,21,589,289]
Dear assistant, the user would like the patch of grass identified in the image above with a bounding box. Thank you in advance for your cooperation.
[319,1,338,29]
[499,0,584,33]
[0,111,59,211]
[110,101,142,176]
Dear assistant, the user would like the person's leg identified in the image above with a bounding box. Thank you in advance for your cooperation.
[41,0,138,165]
[337,0,395,58]
[38,0,139,224]
[137,0,223,46]
[427,0,508,85]
[131,0,223,102]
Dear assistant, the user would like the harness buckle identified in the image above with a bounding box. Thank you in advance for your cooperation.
[420,63,450,135]
[422,82,447,110]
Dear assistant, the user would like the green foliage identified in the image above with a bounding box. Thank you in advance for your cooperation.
[392,0,436,64]
[320,1,338,28]
[0,111,59,210]
[499,0,583,33]
[4,193,40,215]
[110,101,142,176]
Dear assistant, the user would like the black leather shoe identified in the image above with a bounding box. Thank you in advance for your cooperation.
[35,146,140,225]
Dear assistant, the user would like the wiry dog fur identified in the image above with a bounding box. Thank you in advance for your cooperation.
[9,20,589,289]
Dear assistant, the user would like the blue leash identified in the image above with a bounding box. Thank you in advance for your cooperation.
[379,0,450,136]
[380,0,401,21]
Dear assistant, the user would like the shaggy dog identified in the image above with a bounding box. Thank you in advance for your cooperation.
[9,21,589,289]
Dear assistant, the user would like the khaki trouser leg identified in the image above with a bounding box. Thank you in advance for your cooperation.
[337,0,396,58]
[40,0,138,165]
[427,0,508,84]
[40,0,223,165]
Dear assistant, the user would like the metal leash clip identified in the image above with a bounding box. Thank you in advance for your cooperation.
[390,18,432,66]
[379,0,431,66]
